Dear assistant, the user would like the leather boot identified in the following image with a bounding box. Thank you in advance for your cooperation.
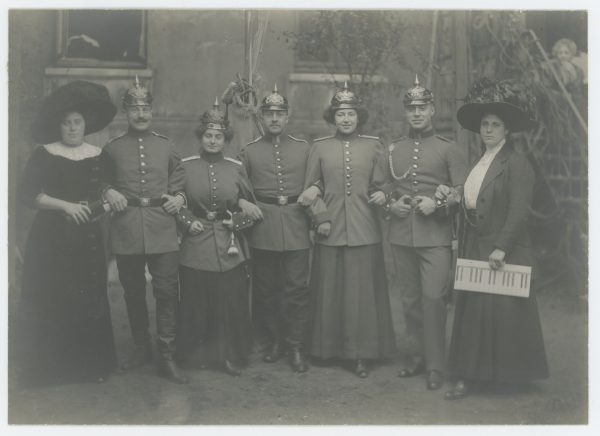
[289,348,309,373]
[121,342,153,370]
[155,298,188,384]
[263,342,284,363]
[158,359,189,384]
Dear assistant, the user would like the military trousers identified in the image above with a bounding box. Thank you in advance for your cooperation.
[251,248,310,350]
[116,251,180,361]
[390,244,452,372]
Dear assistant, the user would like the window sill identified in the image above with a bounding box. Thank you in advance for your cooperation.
[44,67,153,79]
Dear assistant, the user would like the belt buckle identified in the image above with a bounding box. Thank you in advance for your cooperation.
[206,211,217,221]
[277,195,289,206]
[140,197,150,207]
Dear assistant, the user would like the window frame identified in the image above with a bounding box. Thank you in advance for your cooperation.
[55,10,148,69]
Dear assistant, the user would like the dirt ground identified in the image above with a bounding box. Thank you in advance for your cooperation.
[7,261,588,426]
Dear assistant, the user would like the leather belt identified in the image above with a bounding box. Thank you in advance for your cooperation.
[126,197,167,207]
[192,207,229,221]
[255,194,299,206]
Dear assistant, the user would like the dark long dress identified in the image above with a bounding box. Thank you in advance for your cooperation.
[304,133,396,360]
[16,145,117,386]
[447,145,549,383]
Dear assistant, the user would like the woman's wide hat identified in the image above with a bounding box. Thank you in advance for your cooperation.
[456,78,537,133]
[31,80,117,144]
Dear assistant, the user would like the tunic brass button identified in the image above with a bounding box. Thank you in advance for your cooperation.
[412,156,418,160]
[212,178,217,182]
[346,158,351,162]
[414,141,420,145]
[412,180,418,185]
[210,172,215,176]
[141,179,146,184]
[140,154,146,158]
[346,166,351,170]
[413,164,418,169]
[345,151,350,155]
[138,138,143,142]
[412,172,417,177]
[141,162,146,166]
[346,191,351,196]
[346,182,351,187]
[209,164,213,168]
[212,186,217,190]
[276,158,281,162]
[414,148,419,152]
[346,174,351,178]
[139,145,144,150]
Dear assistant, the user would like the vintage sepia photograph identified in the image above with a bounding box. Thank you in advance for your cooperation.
[3,1,592,431]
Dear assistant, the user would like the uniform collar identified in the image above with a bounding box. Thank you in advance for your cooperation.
[335,131,359,141]
[127,127,153,138]
[200,151,224,163]
[408,128,435,140]
[265,133,285,145]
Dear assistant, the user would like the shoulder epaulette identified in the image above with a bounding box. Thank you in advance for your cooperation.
[245,136,263,147]
[182,155,201,163]
[436,134,451,143]
[313,135,334,142]
[106,132,128,144]
[391,136,407,144]
[151,131,170,140]
[224,157,242,165]
[287,135,308,143]
[358,134,380,140]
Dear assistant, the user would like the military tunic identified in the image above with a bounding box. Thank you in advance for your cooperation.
[240,134,327,251]
[304,132,395,360]
[175,151,254,365]
[104,129,185,255]
[375,128,467,373]
[304,133,383,246]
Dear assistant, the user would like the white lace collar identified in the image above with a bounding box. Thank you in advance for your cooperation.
[43,142,102,161]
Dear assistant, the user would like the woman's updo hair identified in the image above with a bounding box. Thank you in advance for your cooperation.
[195,123,234,143]
[322,106,369,128]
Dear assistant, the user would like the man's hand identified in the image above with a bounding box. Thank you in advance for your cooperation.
[389,196,412,218]
[414,196,436,216]
[298,185,321,206]
[238,198,263,221]
[104,188,128,212]
[162,194,185,214]
[435,184,452,200]
[316,222,331,238]
[489,248,506,270]
[368,191,387,206]
[189,220,204,235]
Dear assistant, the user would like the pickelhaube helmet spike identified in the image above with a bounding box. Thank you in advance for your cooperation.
[330,80,360,109]
[260,83,289,111]
[123,75,153,107]
[200,99,228,131]
[403,73,433,106]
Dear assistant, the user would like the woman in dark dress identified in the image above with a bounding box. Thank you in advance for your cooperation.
[17,81,118,386]
[439,78,549,400]
[303,82,395,378]
[175,100,256,376]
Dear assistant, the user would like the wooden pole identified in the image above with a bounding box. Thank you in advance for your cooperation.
[454,11,472,161]
[427,11,439,90]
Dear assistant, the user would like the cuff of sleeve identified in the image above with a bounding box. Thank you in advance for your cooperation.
[312,210,332,227]
[231,212,254,231]
[177,207,195,231]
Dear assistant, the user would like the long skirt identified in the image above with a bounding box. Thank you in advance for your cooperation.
[447,224,549,383]
[16,213,117,387]
[177,263,253,366]
[307,244,396,360]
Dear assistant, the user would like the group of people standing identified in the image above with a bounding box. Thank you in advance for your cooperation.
[16,73,549,401]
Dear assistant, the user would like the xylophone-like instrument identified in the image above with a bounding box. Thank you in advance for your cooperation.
[454,258,532,298]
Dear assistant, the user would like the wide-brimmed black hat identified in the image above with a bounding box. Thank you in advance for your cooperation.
[31,80,117,144]
[456,78,537,133]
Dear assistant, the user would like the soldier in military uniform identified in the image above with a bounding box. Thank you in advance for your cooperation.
[103,77,188,384]
[375,76,466,390]
[238,85,329,373]
[175,100,256,377]
[304,82,395,378]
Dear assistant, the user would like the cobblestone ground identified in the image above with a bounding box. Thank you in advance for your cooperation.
[8,261,588,426]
